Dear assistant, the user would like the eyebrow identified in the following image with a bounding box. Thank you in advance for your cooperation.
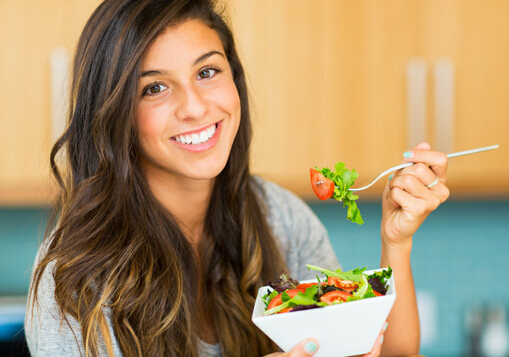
[194,50,225,66]
[140,50,226,78]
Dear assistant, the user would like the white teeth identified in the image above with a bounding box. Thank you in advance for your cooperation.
[175,124,216,145]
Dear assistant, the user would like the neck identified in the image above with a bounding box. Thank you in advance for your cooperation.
[145,172,214,247]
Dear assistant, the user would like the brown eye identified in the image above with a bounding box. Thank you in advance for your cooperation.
[149,84,161,93]
[197,68,219,80]
[199,69,211,79]
[143,82,168,96]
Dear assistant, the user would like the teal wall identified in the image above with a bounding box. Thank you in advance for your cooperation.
[310,199,509,357]
[1,200,508,355]
[0,208,48,296]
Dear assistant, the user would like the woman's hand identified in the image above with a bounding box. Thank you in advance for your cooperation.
[381,142,450,247]
[263,339,320,357]
[264,324,386,356]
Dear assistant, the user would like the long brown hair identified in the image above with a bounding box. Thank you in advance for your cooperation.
[30,0,286,356]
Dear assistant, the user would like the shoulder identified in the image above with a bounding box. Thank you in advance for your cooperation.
[25,245,85,356]
[251,176,316,221]
[25,237,122,356]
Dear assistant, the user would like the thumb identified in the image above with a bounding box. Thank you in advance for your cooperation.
[288,339,319,356]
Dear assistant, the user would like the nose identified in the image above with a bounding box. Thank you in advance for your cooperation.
[174,84,210,121]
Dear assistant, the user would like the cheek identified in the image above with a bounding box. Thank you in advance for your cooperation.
[222,83,241,123]
[135,103,165,141]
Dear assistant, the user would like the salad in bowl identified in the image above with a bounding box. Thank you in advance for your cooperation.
[252,265,396,357]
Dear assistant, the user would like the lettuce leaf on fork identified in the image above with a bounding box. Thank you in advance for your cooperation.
[316,162,364,225]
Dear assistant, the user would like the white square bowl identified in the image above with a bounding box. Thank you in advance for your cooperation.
[251,269,396,357]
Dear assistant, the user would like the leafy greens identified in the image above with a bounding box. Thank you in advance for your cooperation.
[262,265,393,316]
[264,284,327,315]
[306,264,367,281]
[316,162,364,225]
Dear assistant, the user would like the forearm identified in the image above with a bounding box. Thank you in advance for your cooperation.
[380,239,420,356]
[377,143,449,356]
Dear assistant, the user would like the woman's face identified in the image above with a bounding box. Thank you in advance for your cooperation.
[135,19,241,186]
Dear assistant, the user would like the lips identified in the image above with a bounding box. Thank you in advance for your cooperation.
[173,123,217,145]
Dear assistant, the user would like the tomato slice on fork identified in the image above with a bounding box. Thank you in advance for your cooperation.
[310,169,335,200]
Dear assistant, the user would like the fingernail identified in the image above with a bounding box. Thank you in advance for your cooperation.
[388,174,393,181]
[380,335,384,345]
[383,322,389,332]
[403,151,414,159]
[303,341,319,354]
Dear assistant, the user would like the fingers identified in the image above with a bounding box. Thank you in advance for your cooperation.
[402,142,448,182]
[382,143,450,243]
[389,164,449,205]
[365,332,384,356]
[267,322,388,357]
[387,142,450,205]
[285,339,319,357]
[356,322,388,357]
[264,339,319,357]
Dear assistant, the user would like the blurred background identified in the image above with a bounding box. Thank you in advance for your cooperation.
[1,1,508,356]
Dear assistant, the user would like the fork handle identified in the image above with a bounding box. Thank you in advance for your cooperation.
[445,144,499,158]
[348,162,412,192]
[348,144,499,192]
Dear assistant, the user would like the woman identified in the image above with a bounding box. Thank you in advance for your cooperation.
[25,0,449,356]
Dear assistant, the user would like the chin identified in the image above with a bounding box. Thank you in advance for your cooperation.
[187,161,229,180]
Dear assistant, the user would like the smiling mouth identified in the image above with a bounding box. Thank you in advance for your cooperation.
[173,123,218,145]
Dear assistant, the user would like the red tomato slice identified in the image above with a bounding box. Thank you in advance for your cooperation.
[296,283,318,290]
[319,290,352,305]
[267,288,305,311]
[373,291,383,297]
[310,169,334,200]
[327,277,359,292]
[279,307,293,313]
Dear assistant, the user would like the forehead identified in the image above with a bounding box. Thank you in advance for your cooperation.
[141,19,226,69]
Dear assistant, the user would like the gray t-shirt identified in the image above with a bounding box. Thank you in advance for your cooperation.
[25,177,340,356]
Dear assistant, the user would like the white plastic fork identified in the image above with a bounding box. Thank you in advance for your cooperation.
[345,144,499,192]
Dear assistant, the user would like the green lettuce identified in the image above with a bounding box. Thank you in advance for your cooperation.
[261,290,278,307]
[351,274,376,300]
[316,162,364,225]
[263,284,323,315]
[367,267,393,286]
[306,264,367,282]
